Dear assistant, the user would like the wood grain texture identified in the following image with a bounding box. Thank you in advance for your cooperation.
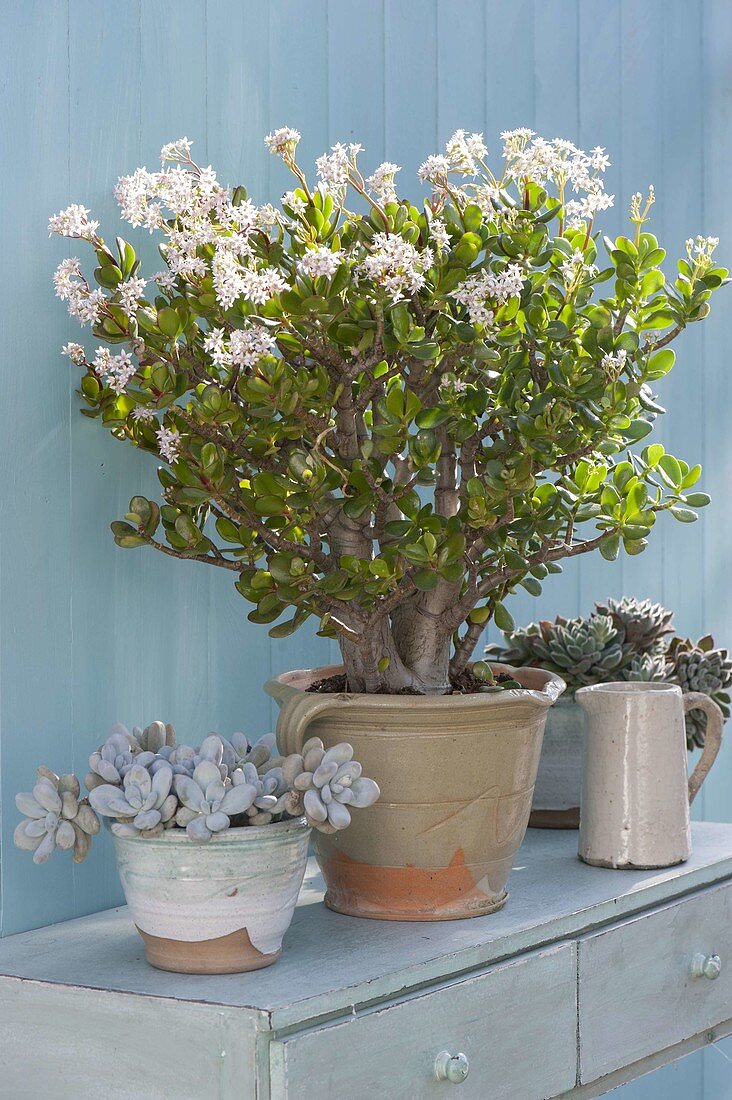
[578,880,732,1082]
[0,977,259,1100]
[270,944,577,1100]
[1,8,730,1096]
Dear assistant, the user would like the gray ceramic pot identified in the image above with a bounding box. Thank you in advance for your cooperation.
[529,696,585,829]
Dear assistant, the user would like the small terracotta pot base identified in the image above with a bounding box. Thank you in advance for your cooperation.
[529,807,580,830]
[136,925,281,974]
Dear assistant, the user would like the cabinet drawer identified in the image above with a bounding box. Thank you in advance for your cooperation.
[270,943,576,1100]
[579,880,732,1082]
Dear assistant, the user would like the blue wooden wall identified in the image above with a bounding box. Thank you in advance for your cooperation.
[1,2,731,1093]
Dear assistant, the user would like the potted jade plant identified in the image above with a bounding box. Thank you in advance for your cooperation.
[489,599,732,827]
[49,126,725,919]
[14,722,379,973]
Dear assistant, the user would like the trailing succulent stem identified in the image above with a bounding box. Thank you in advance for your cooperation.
[51,131,726,693]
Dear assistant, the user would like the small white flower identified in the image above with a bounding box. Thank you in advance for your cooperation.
[93,347,136,394]
[418,154,450,188]
[283,190,308,216]
[452,264,524,325]
[601,349,628,378]
[500,128,535,158]
[560,249,598,288]
[429,217,451,253]
[316,143,351,190]
[153,269,177,293]
[365,162,401,205]
[445,129,487,174]
[118,276,147,320]
[156,426,181,464]
[203,327,231,367]
[240,266,288,306]
[48,204,100,239]
[265,127,301,158]
[298,246,345,280]
[53,257,83,301]
[160,137,193,163]
[359,233,433,303]
[131,406,155,423]
[230,324,276,368]
[61,342,86,364]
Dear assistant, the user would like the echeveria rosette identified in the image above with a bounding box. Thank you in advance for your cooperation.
[15,770,100,864]
[173,761,258,841]
[282,737,380,833]
[50,129,726,696]
[89,763,177,838]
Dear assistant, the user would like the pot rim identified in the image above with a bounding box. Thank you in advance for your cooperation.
[111,816,309,846]
[268,662,565,709]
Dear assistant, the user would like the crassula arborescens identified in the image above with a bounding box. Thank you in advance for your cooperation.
[50,129,726,693]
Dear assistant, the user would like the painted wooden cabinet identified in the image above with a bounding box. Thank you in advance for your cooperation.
[2,824,732,1100]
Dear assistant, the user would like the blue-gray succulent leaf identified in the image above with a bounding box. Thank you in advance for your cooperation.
[132,809,162,831]
[197,734,224,765]
[15,792,45,818]
[186,816,213,842]
[55,820,76,850]
[192,760,222,791]
[111,822,140,838]
[14,821,43,851]
[349,777,381,808]
[205,811,231,833]
[220,783,257,816]
[174,775,207,812]
[32,780,62,815]
[33,831,57,865]
[89,784,136,818]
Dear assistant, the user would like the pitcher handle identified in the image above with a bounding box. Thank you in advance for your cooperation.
[275,691,346,756]
[685,692,724,805]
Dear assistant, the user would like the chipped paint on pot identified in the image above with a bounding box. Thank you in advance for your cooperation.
[529,697,585,829]
[266,663,564,921]
[113,818,310,973]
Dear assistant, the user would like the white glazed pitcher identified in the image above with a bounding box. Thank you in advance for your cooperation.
[576,682,723,869]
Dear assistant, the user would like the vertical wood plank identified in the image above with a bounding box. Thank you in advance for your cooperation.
[67,0,143,918]
[527,0,582,628]
[576,0,624,612]
[137,0,214,742]
[385,0,438,197]
[205,1,276,736]
[0,0,75,934]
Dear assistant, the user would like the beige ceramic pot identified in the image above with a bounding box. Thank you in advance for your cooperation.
[113,818,310,974]
[529,697,585,829]
[266,663,564,921]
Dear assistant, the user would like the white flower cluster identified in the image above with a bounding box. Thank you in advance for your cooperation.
[600,349,628,379]
[265,126,301,158]
[48,204,100,240]
[429,217,451,253]
[203,323,276,369]
[419,130,487,189]
[160,137,193,163]
[298,245,345,280]
[131,406,155,423]
[282,189,308,216]
[560,249,599,289]
[451,263,524,325]
[686,234,719,270]
[316,142,363,201]
[156,425,181,464]
[502,134,614,222]
[53,257,106,326]
[365,161,401,205]
[92,347,136,395]
[118,276,147,321]
[359,232,434,303]
[61,342,86,365]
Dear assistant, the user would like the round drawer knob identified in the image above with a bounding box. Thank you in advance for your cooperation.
[692,953,722,980]
[434,1050,470,1083]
